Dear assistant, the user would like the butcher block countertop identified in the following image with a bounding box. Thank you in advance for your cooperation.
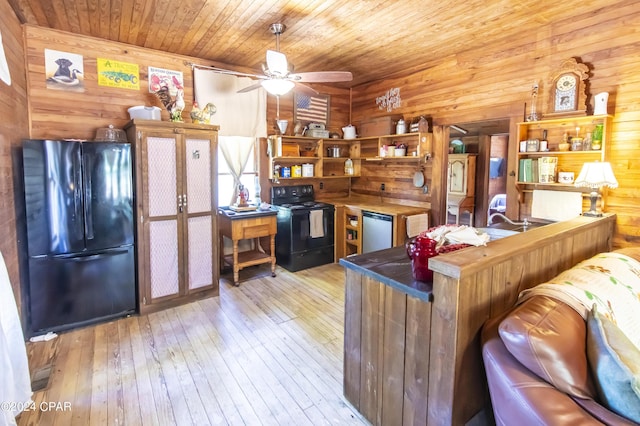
[318,195,427,216]
[319,195,429,258]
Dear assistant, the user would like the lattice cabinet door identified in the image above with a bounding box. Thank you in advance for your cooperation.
[183,135,217,292]
[142,133,182,303]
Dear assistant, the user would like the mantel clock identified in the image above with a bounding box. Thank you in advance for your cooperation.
[547,58,590,117]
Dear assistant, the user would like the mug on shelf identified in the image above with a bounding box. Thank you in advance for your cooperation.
[558,172,575,184]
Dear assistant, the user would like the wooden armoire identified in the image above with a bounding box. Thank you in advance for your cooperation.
[125,120,219,315]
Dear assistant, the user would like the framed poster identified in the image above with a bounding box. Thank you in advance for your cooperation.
[294,93,330,125]
[148,66,183,94]
[44,49,84,92]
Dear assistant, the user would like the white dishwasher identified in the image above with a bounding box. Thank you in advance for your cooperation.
[362,211,393,253]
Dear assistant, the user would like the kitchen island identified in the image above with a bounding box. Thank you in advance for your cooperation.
[340,214,616,425]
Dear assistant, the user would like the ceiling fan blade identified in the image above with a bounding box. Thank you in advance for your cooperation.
[293,82,319,96]
[291,71,353,83]
[237,81,264,93]
[266,50,289,76]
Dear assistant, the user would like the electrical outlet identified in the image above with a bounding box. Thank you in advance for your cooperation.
[319,181,324,189]
[380,183,385,191]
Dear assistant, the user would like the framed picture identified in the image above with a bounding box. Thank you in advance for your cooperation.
[294,93,330,125]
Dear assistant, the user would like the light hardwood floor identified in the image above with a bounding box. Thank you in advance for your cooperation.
[18,263,369,426]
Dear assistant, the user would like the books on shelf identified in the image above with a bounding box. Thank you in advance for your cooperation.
[519,157,557,183]
[518,158,538,183]
[538,157,558,183]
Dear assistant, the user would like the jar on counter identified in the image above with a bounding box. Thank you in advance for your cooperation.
[571,137,583,151]
[583,132,592,151]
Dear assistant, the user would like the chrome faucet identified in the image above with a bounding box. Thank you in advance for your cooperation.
[487,212,530,227]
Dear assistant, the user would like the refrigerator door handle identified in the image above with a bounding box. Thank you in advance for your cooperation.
[83,153,95,241]
[74,149,85,242]
[52,249,130,261]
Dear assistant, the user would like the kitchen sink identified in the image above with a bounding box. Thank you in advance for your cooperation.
[476,221,552,241]
[474,227,519,241]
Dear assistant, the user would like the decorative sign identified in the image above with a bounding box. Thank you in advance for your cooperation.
[44,49,84,92]
[148,66,183,95]
[376,88,401,112]
[97,58,139,90]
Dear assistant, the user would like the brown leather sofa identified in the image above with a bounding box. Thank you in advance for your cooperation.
[481,248,640,425]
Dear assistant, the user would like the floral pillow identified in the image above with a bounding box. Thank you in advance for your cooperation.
[519,252,640,350]
[587,304,640,423]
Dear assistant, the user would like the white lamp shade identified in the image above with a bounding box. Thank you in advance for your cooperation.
[574,161,618,189]
[261,79,295,96]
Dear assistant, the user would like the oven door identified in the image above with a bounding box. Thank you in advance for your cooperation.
[290,207,334,252]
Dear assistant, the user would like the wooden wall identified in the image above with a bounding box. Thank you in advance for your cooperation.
[23,24,350,205]
[23,24,350,142]
[350,1,640,249]
[24,25,200,140]
[0,0,29,312]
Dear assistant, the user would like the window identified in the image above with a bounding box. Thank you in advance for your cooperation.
[217,141,259,206]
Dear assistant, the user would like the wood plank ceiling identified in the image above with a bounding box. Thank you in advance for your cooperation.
[8,0,611,87]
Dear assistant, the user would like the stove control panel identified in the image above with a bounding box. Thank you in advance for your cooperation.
[272,184,314,203]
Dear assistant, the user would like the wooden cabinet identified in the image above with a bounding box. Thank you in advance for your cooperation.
[447,153,476,225]
[514,115,611,190]
[269,135,323,179]
[125,119,219,315]
[344,207,362,257]
[333,202,427,259]
[268,132,432,180]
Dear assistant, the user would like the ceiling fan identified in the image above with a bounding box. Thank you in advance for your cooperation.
[230,23,353,96]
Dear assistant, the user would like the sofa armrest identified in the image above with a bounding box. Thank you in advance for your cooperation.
[482,317,606,426]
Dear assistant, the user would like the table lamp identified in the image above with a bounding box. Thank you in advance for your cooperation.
[574,161,618,217]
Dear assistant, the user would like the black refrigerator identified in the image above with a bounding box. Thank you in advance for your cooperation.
[21,139,136,334]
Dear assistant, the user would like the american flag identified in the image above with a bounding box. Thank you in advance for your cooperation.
[295,93,329,124]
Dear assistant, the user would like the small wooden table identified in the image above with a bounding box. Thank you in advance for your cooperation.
[218,208,277,285]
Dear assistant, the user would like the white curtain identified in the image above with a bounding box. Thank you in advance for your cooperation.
[219,136,255,205]
[0,251,32,425]
[193,68,267,204]
[193,69,267,137]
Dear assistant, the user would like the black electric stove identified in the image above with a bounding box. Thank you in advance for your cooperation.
[271,185,335,272]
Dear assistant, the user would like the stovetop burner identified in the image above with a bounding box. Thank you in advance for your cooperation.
[276,201,329,210]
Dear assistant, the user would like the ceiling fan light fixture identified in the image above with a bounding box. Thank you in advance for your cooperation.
[261,79,295,96]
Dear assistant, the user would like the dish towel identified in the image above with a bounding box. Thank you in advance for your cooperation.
[309,210,324,238]
[406,213,429,238]
[531,189,582,221]
[0,251,33,425]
